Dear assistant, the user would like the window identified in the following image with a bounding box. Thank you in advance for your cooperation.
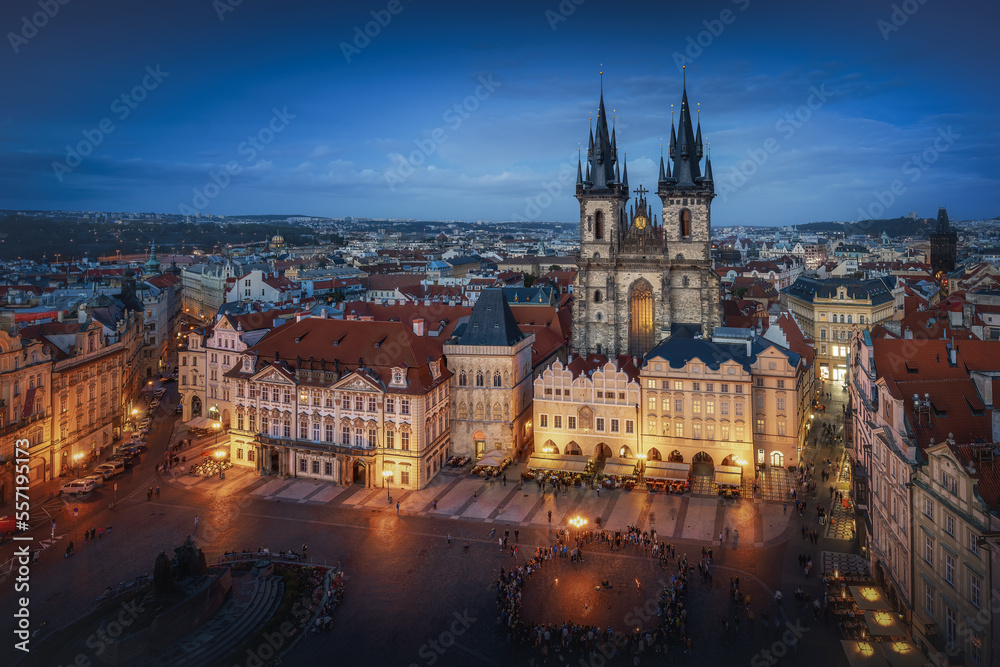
[312,423,320,441]
[494,371,502,387]
[777,379,785,389]
[706,400,714,415]
[675,399,684,413]
[300,422,309,439]
[662,397,670,412]
[325,424,333,442]
[970,531,979,556]
[675,422,683,437]
[720,384,728,393]
[476,371,484,387]
[777,420,786,436]
[755,394,764,411]
[661,380,669,389]
[692,423,702,439]
[312,460,320,474]
[648,395,657,410]
[945,515,955,536]
[924,498,934,518]
[568,416,576,430]
[300,459,308,473]
[755,378,764,387]
[721,424,730,441]
[342,426,350,445]
[735,385,743,394]
[610,419,619,433]
[540,414,548,428]
[625,420,633,434]
[755,418,765,434]
[283,420,290,437]
[969,630,982,667]
[945,606,957,649]
[554,415,562,429]
[237,413,244,430]
[944,554,954,585]
[776,397,785,411]
[386,398,395,414]
[355,430,364,447]
[692,400,701,414]
[721,401,729,416]
[459,371,467,387]
[400,431,410,450]
[237,448,244,461]
[342,394,350,409]
[925,536,934,565]
[971,575,981,608]
[924,584,935,617]
[369,429,377,447]
[942,472,957,495]
[386,431,395,449]
[692,382,701,391]
[596,417,605,432]
[355,396,364,411]
[400,468,410,486]
[400,399,410,415]
[735,402,744,416]
[673,381,683,390]
[325,461,333,476]
[705,383,713,392]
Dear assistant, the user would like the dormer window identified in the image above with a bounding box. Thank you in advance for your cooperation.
[391,367,406,386]
[242,356,252,372]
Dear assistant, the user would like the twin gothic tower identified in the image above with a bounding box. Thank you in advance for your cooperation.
[572,75,721,359]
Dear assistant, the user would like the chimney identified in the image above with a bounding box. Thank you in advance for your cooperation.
[413,318,425,336]
[57,310,64,323]
[949,346,957,365]
[320,308,327,319]
[746,338,752,357]
[78,304,87,324]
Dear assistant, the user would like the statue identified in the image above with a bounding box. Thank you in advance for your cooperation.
[153,551,174,595]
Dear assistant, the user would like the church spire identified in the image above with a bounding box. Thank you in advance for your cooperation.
[671,67,703,187]
[622,151,629,190]
[585,66,619,190]
[576,149,583,187]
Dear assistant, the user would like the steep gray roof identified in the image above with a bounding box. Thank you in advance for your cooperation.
[456,288,524,347]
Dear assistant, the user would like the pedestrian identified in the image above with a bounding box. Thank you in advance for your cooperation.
[725,527,730,541]
[499,537,503,551]
[783,501,787,514]
[490,529,496,539]
[84,530,89,543]
[447,533,451,546]
[396,501,400,515]
[734,529,738,542]
[548,510,552,524]
[473,492,477,502]
[503,474,507,486]
[515,529,519,543]
[719,532,723,545]
[432,500,437,510]
[194,515,199,531]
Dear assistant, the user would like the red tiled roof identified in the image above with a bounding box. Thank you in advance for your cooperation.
[565,354,639,381]
[948,444,1000,509]
[238,318,449,394]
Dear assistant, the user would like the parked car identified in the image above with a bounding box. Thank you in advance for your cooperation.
[108,454,133,469]
[0,516,26,537]
[97,460,125,476]
[82,473,105,488]
[60,479,97,496]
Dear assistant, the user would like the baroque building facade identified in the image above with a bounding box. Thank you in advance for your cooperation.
[224,315,451,491]
[572,75,721,359]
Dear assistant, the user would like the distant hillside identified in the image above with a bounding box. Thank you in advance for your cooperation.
[796,217,934,239]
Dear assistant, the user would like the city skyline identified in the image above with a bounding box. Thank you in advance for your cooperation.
[1,0,998,225]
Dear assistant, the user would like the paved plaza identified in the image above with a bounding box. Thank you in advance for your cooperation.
[0,380,859,666]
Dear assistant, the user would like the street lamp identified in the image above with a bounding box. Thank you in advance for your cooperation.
[569,516,587,543]
[73,453,84,478]
[383,469,394,504]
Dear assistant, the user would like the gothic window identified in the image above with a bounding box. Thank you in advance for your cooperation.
[476,371,484,387]
[475,402,484,420]
[493,371,502,387]
[493,402,502,420]
[503,370,510,385]
[847,315,852,324]
[596,312,602,321]
[679,209,692,238]
[629,280,655,359]
[486,403,492,420]
[594,290,602,304]
[682,276,690,288]
[458,402,467,419]
[459,370,467,387]
[595,210,605,240]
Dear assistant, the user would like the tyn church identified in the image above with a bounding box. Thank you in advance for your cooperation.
[572,75,721,359]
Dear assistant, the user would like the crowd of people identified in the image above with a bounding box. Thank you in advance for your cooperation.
[496,534,695,662]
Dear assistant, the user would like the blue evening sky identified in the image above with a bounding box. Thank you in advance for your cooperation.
[0,0,997,225]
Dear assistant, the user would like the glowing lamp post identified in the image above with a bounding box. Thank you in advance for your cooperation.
[383,469,394,504]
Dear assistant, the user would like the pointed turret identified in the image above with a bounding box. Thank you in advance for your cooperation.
[576,153,583,187]
[622,155,629,190]
[704,155,714,183]
[658,155,666,183]
[936,206,951,233]
[695,119,704,159]
[585,78,619,190]
[672,78,702,186]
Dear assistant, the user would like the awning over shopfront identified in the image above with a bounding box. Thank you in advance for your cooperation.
[185,417,222,430]
[527,453,592,474]
[715,464,742,487]
[644,460,690,481]
[476,450,509,468]
[879,641,924,667]
[849,585,892,611]
[864,610,905,637]
[602,457,637,477]
[840,640,889,667]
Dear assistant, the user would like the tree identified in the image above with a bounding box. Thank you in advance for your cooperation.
[332,289,346,302]
[549,265,562,272]
[734,287,748,299]
[523,273,537,288]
